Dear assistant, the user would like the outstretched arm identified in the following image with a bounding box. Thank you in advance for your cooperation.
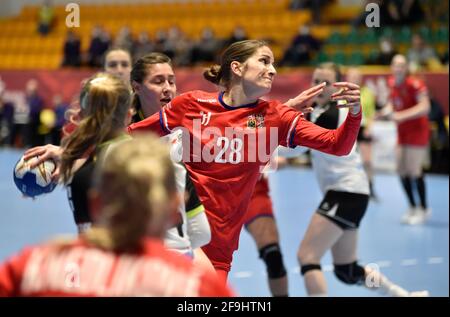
[282,82,362,156]
[391,92,430,123]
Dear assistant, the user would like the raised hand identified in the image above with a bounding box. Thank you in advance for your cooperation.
[285,82,326,113]
[331,82,361,115]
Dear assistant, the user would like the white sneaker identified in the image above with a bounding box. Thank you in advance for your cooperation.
[406,207,432,225]
[386,285,410,297]
[401,207,419,224]
[408,290,430,297]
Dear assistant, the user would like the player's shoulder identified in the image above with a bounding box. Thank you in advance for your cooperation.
[178,90,218,103]
[406,76,426,90]
[387,76,396,87]
[191,90,219,103]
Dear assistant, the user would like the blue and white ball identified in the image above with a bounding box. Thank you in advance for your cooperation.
[13,156,57,197]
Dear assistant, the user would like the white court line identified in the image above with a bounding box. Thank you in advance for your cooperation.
[322,264,333,272]
[401,259,418,266]
[375,261,392,268]
[234,271,253,279]
[427,257,444,264]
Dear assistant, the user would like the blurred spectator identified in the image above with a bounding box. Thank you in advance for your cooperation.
[10,98,30,148]
[190,27,222,65]
[289,0,330,24]
[224,26,248,47]
[394,0,425,25]
[133,31,154,60]
[50,94,69,145]
[407,33,441,70]
[62,31,81,67]
[163,26,193,66]
[442,51,449,66]
[153,29,168,53]
[0,84,15,146]
[37,0,54,36]
[280,25,321,66]
[87,26,111,68]
[422,0,449,24]
[25,79,44,147]
[427,94,449,174]
[114,26,134,53]
[428,95,448,148]
[366,37,398,65]
[38,107,56,145]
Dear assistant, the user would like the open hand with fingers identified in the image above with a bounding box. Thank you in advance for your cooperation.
[285,82,326,113]
[331,82,361,115]
[23,144,63,181]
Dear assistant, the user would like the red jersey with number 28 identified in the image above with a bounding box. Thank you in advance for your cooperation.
[128,90,361,272]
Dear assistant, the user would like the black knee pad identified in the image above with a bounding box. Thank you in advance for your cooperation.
[334,261,365,285]
[300,264,322,276]
[259,243,287,279]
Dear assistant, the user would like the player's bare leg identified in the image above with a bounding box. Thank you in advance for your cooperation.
[331,230,429,296]
[247,216,288,297]
[193,247,216,274]
[297,214,343,296]
[359,141,376,199]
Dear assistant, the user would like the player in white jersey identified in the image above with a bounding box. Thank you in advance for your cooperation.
[296,63,429,297]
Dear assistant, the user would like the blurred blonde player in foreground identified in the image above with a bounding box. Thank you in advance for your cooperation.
[0,135,233,296]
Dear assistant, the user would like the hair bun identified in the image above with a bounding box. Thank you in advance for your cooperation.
[203,65,222,85]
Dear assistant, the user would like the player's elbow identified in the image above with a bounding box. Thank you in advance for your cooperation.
[333,144,353,156]
[190,229,211,249]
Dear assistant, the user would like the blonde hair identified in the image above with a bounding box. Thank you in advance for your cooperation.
[83,134,176,252]
[60,73,131,183]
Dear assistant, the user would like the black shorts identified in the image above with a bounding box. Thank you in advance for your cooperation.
[357,126,372,143]
[316,190,369,230]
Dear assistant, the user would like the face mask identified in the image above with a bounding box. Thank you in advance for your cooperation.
[381,41,392,53]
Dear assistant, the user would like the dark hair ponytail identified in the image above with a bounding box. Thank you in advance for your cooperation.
[203,64,222,85]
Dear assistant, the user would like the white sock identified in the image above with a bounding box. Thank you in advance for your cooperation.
[377,276,409,297]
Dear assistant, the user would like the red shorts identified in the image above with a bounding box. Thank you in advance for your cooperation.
[201,207,244,275]
[202,177,274,276]
[243,176,274,227]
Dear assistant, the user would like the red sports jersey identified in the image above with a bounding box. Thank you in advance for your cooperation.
[0,238,233,297]
[128,90,361,273]
[388,76,430,146]
[243,176,274,226]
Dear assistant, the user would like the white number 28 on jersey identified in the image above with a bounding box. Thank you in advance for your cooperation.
[214,137,243,164]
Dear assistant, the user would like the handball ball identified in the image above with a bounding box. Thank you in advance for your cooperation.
[13,156,57,198]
